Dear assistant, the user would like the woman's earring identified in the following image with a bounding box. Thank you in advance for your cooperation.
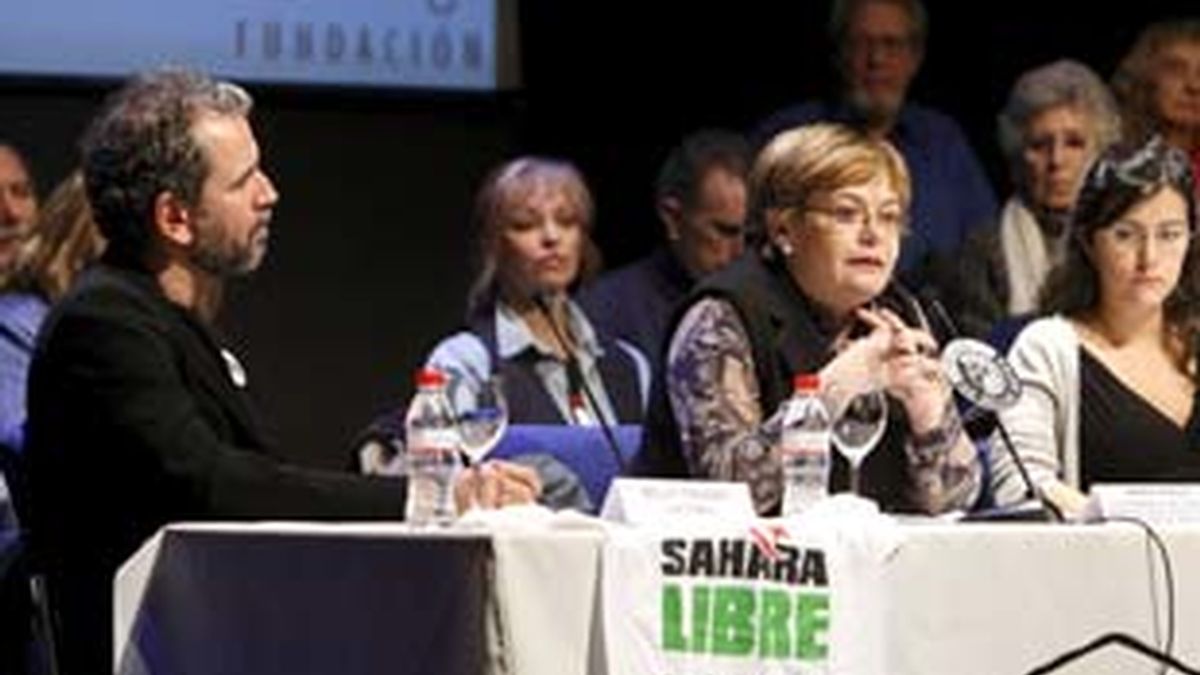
[775,236,794,256]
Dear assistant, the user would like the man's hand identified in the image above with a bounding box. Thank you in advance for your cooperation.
[453,460,542,513]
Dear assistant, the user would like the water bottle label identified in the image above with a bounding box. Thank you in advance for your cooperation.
[408,429,460,456]
[405,470,458,525]
[405,420,461,526]
[781,430,830,458]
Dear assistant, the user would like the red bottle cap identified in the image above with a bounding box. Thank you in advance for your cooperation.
[414,367,447,388]
[793,373,820,392]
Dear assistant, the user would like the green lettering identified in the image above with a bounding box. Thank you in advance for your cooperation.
[666,584,832,661]
[662,584,686,652]
[711,586,755,655]
[794,593,830,660]
[692,585,711,653]
[757,589,791,659]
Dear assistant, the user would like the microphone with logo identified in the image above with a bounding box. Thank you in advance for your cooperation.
[532,293,627,472]
[920,296,1063,521]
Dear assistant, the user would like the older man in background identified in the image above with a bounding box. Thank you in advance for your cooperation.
[580,130,749,370]
[756,0,996,290]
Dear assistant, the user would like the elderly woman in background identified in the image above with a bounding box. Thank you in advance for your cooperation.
[992,137,1199,519]
[1113,19,1200,194]
[0,171,103,449]
[947,60,1121,338]
[642,123,979,515]
[427,156,649,429]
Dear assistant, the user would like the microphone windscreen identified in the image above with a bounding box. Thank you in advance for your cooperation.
[940,338,1023,412]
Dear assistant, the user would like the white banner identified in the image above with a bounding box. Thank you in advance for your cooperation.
[601,505,903,675]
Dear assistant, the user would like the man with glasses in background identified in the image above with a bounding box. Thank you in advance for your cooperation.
[755,0,996,294]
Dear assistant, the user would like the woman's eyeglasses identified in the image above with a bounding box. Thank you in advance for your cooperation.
[805,202,909,236]
[1104,219,1193,249]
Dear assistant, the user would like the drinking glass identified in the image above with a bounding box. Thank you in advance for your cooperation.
[829,388,888,495]
[456,374,509,464]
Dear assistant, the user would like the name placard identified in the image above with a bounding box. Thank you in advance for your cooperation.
[1087,483,1200,524]
[600,478,756,527]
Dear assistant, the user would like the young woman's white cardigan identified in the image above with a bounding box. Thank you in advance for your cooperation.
[991,316,1087,513]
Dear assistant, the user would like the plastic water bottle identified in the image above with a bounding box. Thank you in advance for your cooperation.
[779,373,832,517]
[404,367,463,526]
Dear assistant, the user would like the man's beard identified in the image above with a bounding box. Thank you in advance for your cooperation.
[847,87,904,129]
[191,222,267,277]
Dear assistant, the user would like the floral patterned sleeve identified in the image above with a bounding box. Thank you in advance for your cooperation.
[666,297,783,514]
[666,297,982,516]
[904,400,982,513]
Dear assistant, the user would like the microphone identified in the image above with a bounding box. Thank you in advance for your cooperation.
[532,293,628,472]
[919,294,1062,521]
[940,338,1022,413]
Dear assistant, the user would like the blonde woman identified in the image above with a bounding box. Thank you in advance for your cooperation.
[642,123,979,515]
[427,156,649,428]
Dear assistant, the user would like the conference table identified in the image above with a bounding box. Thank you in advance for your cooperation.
[115,511,1200,674]
[114,513,608,675]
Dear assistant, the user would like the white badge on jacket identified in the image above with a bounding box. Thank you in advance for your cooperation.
[221,348,248,389]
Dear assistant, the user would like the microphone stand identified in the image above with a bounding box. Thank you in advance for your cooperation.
[972,420,1063,521]
[532,294,627,472]
[919,292,1063,522]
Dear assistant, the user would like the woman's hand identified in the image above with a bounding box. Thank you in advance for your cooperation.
[453,460,543,513]
[820,307,895,403]
[823,307,951,433]
[872,309,951,434]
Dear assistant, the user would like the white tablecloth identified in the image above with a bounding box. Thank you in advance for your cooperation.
[115,517,1200,675]
[870,522,1200,674]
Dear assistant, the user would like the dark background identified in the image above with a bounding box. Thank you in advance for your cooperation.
[0,2,1195,468]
